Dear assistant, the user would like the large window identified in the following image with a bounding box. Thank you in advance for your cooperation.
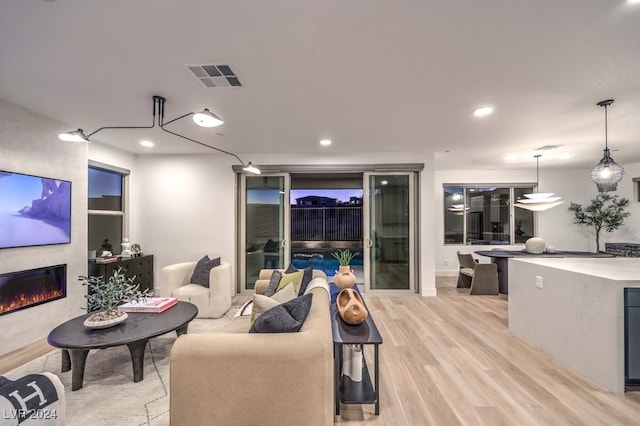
[444,185,534,245]
[88,164,128,254]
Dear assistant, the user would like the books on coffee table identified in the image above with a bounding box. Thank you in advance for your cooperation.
[118,297,178,313]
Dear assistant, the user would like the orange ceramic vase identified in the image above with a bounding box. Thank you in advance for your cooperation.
[334,265,356,290]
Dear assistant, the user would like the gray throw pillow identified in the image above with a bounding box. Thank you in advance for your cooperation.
[285,264,314,296]
[190,255,221,287]
[249,293,313,333]
[264,270,282,297]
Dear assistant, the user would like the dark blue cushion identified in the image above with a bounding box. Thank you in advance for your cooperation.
[190,255,221,287]
[285,264,314,295]
[249,293,313,333]
[264,270,282,297]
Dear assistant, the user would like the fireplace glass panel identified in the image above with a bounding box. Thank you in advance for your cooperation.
[0,264,66,316]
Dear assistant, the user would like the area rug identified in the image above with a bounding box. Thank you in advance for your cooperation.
[3,307,239,426]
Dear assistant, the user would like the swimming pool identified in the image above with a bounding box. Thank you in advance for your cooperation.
[291,248,363,279]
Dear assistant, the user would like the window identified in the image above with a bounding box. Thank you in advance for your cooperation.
[88,164,128,254]
[444,185,534,245]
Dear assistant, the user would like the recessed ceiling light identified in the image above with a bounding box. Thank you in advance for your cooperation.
[504,153,517,161]
[474,106,494,117]
[628,0,640,4]
[320,139,332,146]
[140,140,154,148]
[558,153,572,160]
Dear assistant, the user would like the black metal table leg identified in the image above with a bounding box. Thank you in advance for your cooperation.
[374,344,380,415]
[335,343,341,415]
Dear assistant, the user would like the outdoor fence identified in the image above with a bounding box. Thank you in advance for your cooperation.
[291,206,362,241]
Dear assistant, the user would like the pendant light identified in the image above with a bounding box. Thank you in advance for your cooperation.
[447,204,469,215]
[192,108,224,128]
[58,96,260,174]
[590,99,624,192]
[515,155,564,211]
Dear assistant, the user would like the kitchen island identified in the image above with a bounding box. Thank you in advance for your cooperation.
[508,257,640,394]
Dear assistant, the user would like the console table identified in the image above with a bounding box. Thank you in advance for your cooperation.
[330,285,383,415]
[88,254,154,295]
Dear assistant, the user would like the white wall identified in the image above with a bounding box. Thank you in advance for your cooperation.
[435,166,640,276]
[134,154,237,296]
[0,99,87,356]
[130,151,437,297]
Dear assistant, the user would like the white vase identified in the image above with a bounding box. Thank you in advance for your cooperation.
[83,311,128,329]
[525,237,546,254]
[342,344,363,382]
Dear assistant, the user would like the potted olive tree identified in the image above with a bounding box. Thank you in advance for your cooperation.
[568,193,630,253]
[80,267,150,328]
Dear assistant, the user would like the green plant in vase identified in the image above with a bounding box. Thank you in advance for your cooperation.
[80,267,150,323]
[331,249,357,266]
[331,249,358,290]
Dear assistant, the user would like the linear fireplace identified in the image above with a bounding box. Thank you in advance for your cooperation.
[0,264,66,316]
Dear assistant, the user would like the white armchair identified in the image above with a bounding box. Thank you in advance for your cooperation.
[160,261,232,319]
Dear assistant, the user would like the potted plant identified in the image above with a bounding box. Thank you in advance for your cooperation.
[130,243,142,256]
[79,267,150,328]
[331,249,358,290]
[568,193,630,253]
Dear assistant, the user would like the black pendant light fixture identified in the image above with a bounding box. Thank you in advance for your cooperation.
[59,95,260,174]
[590,99,624,192]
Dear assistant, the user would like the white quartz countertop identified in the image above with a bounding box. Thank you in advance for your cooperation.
[511,257,640,281]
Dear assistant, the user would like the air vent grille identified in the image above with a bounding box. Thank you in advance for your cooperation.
[185,64,242,88]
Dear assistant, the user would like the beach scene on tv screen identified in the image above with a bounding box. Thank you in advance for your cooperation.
[0,171,71,248]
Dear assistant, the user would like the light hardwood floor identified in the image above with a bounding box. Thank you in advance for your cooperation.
[336,277,640,425]
[3,278,640,425]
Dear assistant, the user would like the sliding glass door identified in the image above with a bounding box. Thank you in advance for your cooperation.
[364,173,415,292]
[237,169,418,294]
[239,174,290,291]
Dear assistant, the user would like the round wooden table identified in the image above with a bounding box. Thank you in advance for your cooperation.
[47,301,198,390]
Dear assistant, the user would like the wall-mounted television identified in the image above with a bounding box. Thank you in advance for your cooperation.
[0,170,71,249]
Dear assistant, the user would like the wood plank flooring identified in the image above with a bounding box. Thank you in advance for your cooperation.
[0,338,53,375]
[3,278,640,425]
[336,276,640,425]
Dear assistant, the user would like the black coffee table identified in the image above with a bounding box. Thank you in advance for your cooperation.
[47,301,198,391]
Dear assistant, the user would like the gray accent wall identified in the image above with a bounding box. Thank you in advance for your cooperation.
[0,98,88,356]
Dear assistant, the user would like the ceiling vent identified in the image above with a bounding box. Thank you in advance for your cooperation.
[185,64,242,88]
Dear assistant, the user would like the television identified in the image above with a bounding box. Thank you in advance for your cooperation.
[0,170,71,249]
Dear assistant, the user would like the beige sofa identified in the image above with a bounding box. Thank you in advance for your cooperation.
[170,268,334,426]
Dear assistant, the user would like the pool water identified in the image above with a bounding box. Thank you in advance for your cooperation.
[290,247,363,281]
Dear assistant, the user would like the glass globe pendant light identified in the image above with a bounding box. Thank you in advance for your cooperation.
[590,99,624,192]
